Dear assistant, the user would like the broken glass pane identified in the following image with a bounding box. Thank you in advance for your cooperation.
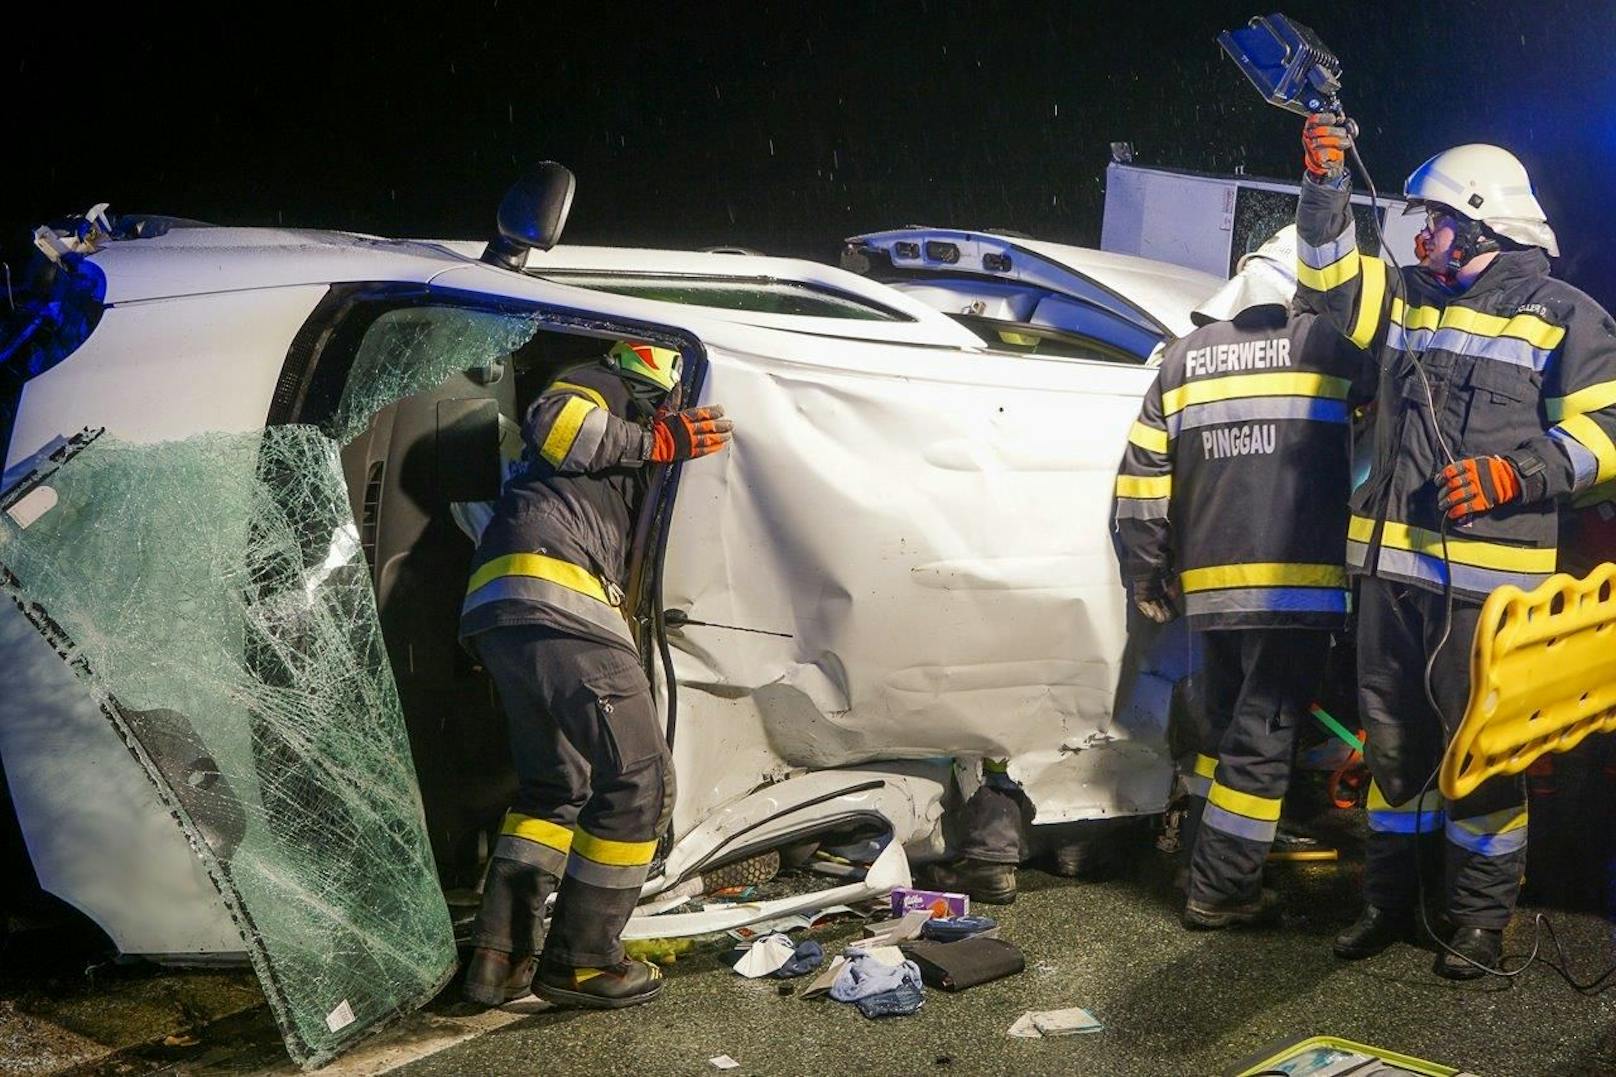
[326,306,539,443]
[0,427,454,1068]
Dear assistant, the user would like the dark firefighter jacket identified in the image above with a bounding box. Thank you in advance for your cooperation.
[1296,176,1616,601]
[459,359,653,651]
[1113,305,1373,630]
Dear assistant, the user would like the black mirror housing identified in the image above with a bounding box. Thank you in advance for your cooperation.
[481,162,576,270]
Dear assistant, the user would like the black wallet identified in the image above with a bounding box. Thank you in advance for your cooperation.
[899,936,1025,991]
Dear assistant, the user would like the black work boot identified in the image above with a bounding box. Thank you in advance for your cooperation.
[462,948,537,1006]
[1436,926,1503,981]
[1181,888,1281,930]
[924,858,1017,905]
[535,957,663,1010]
[1333,905,1415,959]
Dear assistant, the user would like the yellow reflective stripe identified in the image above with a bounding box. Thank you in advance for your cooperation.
[1557,414,1616,484]
[1208,781,1283,822]
[1350,255,1387,348]
[550,380,609,410]
[1162,372,1351,416]
[1549,380,1616,421]
[1349,515,1558,573]
[1451,806,1529,837]
[466,552,610,603]
[502,812,574,853]
[1116,474,1171,499]
[1295,249,1361,292]
[1391,297,1441,332]
[1179,562,1347,593]
[1366,781,1444,814]
[539,395,599,467]
[983,758,1010,774]
[1128,420,1169,454]
[1439,305,1565,349]
[1193,754,1218,780]
[572,828,657,867]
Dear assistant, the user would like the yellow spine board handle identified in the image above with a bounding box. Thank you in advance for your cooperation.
[1444,561,1616,801]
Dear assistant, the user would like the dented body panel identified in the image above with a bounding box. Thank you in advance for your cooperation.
[0,221,1207,984]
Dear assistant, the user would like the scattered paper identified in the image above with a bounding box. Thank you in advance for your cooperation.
[803,955,848,998]
[1007,1013,1042,1039]
[732,933,797,978]
[1008,1007,1104,1038]
[862,945,907,967]
[709,1055,741,1070]
[727,905,862,941]
[850,909,932,950]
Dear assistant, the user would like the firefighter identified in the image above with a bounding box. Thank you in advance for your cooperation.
[1114,225,1373,930]
[1298,116,1616,977]
[459,341,732,1008]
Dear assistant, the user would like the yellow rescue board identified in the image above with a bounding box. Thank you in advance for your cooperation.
[1444,562,1616,800]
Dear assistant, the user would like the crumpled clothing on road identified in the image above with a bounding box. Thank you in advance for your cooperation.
[772,939,824,979]
[829,950,925,1018]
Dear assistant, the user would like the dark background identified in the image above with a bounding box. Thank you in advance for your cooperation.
[5,2,1615,303]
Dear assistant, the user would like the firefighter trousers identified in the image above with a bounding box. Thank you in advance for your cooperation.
[1186,628,1331,909]
[1357,577,1525,929]
[470,624,674,967]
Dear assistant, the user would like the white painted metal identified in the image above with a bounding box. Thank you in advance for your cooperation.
[847,227,1221,338]
[6,286,329,469]
[0,603,242,955]
[1,215,1198,959]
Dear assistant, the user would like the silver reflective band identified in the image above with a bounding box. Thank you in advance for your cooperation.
[1297,219,1357,271]
[493,833,568,875]
[1168,396,1349,436]
[1445,820,1528,857]
[1115,497,1170,521]
[1387,323,1554,372]
[563,852,654,890]
[1550,428,1601,491]
[1183,587,1348,617]
[1201,802,1278,843]
[462,575,634,644]
[1372,547,1551,598]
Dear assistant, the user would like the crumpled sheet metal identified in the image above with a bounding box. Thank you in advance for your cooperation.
[0,428,454,1069]
[663,340,1174,823]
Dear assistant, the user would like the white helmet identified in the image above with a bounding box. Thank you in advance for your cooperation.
[1404,144,1558,256]
[1192,224,1298,326]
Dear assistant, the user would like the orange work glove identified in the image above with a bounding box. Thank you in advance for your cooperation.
[650,405,733,463]
[1303,112,1353,181]
[1436,455,1522,520]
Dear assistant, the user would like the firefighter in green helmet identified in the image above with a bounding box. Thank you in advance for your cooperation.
[460,340,732,1009]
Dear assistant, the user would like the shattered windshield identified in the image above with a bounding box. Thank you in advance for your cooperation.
[0,427,455,1067]
[326,306,541,442]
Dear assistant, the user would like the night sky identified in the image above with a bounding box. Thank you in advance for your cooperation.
[8,2,1616,307]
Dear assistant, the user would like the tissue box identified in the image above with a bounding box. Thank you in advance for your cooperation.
[889,887,969,919]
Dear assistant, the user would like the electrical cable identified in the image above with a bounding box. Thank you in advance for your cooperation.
[1344,131,1616,993]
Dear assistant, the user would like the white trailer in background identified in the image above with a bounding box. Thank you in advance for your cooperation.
[1100,158,1418,277]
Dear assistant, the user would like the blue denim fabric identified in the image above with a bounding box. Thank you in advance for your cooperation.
[854,983,924,1018]
[829,950,925,1018]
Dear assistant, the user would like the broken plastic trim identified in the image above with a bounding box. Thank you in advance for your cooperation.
[621,840,911,941]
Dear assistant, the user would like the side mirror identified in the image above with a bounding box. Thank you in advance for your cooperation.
[481,162,576,270]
